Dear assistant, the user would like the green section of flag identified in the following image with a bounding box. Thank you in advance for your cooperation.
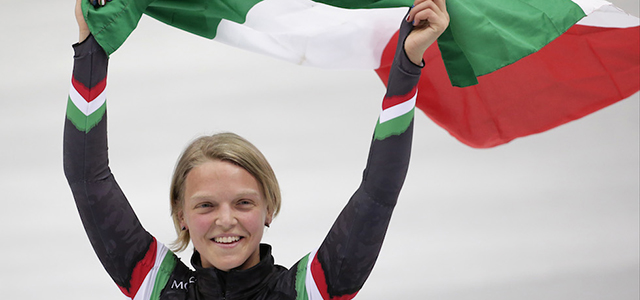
[82,0,156,55]
[145,0,262,40]
[439,0,586,87]
[374,108,414,140]
[66,97,106,133]
[150,252,178,300]
[294,254,310,300]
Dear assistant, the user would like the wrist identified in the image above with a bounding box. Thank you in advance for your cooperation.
[405,47,426,66]
[79,30,90,43]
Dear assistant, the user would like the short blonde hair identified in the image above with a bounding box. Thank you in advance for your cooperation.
[169,132,281,252]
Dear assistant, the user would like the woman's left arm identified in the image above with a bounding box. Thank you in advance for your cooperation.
[293,2,449,298]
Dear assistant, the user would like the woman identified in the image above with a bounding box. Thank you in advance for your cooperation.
[64,0,449,298]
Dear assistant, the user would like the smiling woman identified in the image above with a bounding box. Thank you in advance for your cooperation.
[63,0,449,299]
[169,133,281,256]
[180,152,273,271]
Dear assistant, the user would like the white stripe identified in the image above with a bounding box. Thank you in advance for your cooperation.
[305,248,324,300]
[215,0,407,69]
[571,0,610,15]
[379,93,417,124]
[577,4,640,27]
[132,243,170,300]
[69,83,107,116]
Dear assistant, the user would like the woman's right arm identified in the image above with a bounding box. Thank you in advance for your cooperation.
[63,33,160,296]
[64,3,183,297]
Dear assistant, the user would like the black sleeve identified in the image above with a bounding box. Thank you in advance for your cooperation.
[63,35,155,293]
[314,14,422,298]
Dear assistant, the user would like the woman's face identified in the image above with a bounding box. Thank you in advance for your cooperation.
[182,159,271,271]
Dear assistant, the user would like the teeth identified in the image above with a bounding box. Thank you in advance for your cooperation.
[214,236,241,244]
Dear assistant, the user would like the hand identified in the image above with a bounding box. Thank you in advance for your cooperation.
[404,0,450,65]
[75,0,90,42]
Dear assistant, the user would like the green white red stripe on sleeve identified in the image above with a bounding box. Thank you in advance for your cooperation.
[118,238,177,300]
[375,87,417,141]
[67,76,107,133]
[294,249,359,300]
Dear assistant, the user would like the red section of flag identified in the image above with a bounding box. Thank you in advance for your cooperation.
[382,86,417,110]
[310,252,359,300]
[118,238,157,298]
[376,25,640,148]
[71,76,107,103]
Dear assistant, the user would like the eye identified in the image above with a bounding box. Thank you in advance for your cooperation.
[195,202,214,209]
[237,199,255,207]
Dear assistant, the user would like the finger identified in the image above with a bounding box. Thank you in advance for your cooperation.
[412,0,430,7]
[409,1,441,25]
[413,9,437,27]
[433,0,447,16]
[407,0,431,22]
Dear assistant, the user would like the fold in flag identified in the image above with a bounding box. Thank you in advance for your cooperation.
[82,0,639,148]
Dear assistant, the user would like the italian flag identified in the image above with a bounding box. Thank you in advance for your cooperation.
[82,0,639,147]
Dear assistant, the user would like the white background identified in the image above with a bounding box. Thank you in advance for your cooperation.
[0,0,638,299]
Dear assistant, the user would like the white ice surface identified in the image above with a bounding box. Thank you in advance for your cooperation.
[0,1,638,299]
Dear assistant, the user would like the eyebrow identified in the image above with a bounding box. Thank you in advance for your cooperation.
[189,190,261,201]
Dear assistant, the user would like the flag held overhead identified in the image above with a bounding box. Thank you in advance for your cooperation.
[81,0,640,148]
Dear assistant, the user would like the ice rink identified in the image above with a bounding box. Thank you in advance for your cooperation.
[0,0,638,298]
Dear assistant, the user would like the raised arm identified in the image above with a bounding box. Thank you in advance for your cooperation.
[63,1,173,297]
[294,2,449,299]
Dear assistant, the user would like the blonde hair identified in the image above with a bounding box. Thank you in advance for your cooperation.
[169,132,281,252]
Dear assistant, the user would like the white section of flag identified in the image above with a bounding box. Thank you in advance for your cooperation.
[214,0,407,69]
[577,3,640,27]
[571,0,611,14]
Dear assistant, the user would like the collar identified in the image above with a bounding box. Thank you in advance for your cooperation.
[191,244,278,299]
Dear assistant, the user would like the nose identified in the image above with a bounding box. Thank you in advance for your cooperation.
[215,204,237,229]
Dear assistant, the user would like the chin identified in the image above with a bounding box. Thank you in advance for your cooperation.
[208,255,248,271]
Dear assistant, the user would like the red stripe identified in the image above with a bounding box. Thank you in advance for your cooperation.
[376,24,640,148]
[117,238,158,298]
[382,86,417,110]
[310,252,359,300]
[71,76,107,103]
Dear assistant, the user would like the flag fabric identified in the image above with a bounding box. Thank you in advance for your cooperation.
[376,2,640,147]
[82,0,411,67]
[82,0,639,148]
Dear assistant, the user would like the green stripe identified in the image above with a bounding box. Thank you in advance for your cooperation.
[150,252,178,300]
[439,0,586,87]
[66,96,106,133]
[374,108,414,141]
[295,254,310,300]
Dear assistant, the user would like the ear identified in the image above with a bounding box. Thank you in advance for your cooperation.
[178,210,187,230]
[265,212,273,227]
